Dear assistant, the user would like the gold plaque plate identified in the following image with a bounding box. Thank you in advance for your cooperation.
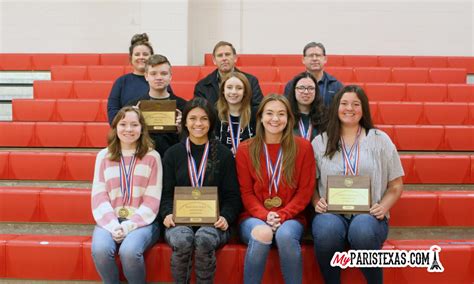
[173,186,219,225]
[139,100,177,133]
[326,175,371,214]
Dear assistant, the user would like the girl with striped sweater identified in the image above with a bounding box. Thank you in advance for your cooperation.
[91,106,162,284]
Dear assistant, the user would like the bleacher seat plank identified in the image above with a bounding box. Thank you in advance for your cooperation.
[1,187,472,227]
[412,56,448,68]
[1,235,472,283]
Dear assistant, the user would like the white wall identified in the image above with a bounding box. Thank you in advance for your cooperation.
[1,0,473,65]
[242,0,474,56]
[0,0,189,64]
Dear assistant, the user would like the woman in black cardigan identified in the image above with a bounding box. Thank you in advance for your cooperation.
[159,97,242,284]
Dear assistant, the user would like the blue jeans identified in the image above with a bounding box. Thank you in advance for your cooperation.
[91,223,160,284]
[240,217,304,284]
[312,213,389,284]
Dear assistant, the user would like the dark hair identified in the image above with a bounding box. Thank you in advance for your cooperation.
[324,85,374,159]
[129,33,154,57]
[249,94,297,187]
[107,106,154,161]
[217,72,252,129]
[212,41,237,56]
[145,54,171,72]
[181,97,219,184]
[287,72,327,133]
[303,42,326,56]
[181,97,217,140]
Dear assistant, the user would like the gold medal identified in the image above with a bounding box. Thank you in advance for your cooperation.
[271,196,282,208]
[191,189,202,199]
[118,207,129,218]
[264,198,273,209]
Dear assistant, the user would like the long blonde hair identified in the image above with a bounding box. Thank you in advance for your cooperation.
[217,72,252,129]
[248,94,297,187]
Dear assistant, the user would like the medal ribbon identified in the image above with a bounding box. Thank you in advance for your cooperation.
[263,143,283,195]
[298,118,312,141]
[228,114,241,155]
[119,153,137,206]
[186,138,209,187]
[341,127,362,175]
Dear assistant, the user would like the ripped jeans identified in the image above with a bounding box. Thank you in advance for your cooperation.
[239,217,304,284]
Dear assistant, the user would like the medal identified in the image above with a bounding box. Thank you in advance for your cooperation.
[191,189,202,199]
[118,153,138,218]
[341,126,362,176]
[263,143,283,210]
[271,196,282,208]
[264,196,283,209]
[228,114,241,155]
[186,138,209,187]
[118,207,129,218]
[298,117,312,141]
[264,198,273,209]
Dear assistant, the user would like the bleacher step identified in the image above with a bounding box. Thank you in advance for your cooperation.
[0,86,33,100]
[0,147,100,152]
[1,223,472,241]
[404,184,474,191]
[2,182,472,191]
[0,103,11,121]
[0,71,50,84]
[0,180,91,189]
[0,223,93,236]
[0,280,102,284]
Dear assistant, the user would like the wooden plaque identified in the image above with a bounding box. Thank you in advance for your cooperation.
[139,100,177,133]
[173,186,219,226]
[326,175,371,214]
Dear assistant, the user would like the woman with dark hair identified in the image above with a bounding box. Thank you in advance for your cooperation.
[91,106,162,284]
[287,72,326,141]
[311,85,404,284]
[159,97,242,283]
[216,71,256,155]
[235,94,315,284]
[107,33,154,124]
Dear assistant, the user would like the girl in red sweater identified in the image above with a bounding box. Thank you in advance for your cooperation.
[235,94,316,284]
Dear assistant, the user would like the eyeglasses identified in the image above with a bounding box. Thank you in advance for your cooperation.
[304,53,325,59]
[295,86,316,93]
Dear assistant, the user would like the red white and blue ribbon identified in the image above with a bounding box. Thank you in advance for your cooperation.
[263,143,283,195]
[341,127,362,176]
[298,118,312,141]
[186,137,209,187]
[228,114,241,155]
[119,154,138,206]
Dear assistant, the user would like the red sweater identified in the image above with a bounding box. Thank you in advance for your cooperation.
[235,136,316,226]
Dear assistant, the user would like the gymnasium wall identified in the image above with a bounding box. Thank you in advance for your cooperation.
[0,0,472,65]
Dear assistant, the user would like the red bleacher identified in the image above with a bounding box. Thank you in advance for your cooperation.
[1,187,472,227]
[1,52,473,283]
[3,121,474,151]
[2,53,473,74]
[0,234,472,283]
[48,65,468,85]
[22,81,474,102]
[1,151,473,183]
[203,53,474,73]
